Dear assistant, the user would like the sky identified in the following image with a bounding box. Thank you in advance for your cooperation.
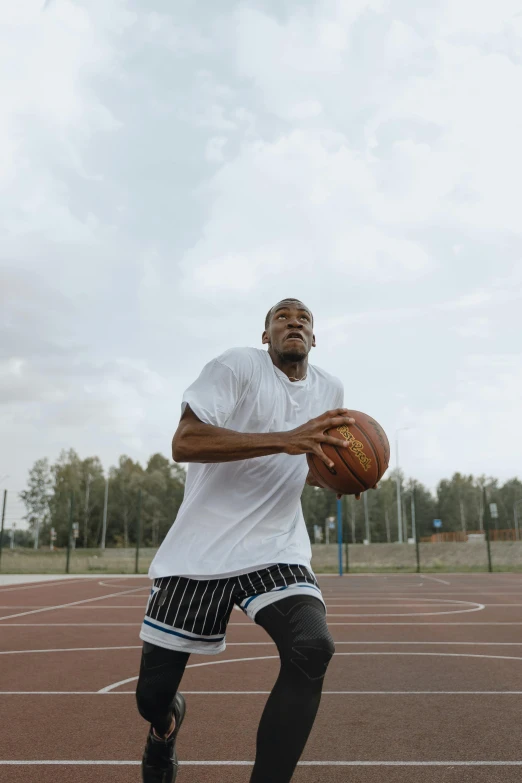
[2,0,522,527]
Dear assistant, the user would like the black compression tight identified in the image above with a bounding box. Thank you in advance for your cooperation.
[135,594,335,783]
[136,642,189,737]
[249,595,335,782]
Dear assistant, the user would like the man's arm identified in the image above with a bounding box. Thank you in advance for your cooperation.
[172,405,355,468]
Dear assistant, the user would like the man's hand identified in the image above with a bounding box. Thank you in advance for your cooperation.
[283,409,356,468]
[306,470,360,499]
[305,470,324,489]
[337,491,361,501]
[336,484,379,501]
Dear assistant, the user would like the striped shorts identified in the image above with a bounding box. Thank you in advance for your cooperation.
[139,563,324,655]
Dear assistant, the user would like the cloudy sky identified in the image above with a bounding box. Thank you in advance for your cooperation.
[2,0,522,523]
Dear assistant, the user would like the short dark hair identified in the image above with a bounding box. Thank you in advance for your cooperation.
[264,299,313,330]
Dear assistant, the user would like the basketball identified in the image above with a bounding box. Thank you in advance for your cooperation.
[306,410,390,495]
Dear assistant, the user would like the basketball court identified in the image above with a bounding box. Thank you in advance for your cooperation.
[1,572,522,781]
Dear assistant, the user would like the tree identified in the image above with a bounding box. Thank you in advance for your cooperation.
[47,449,84,547]
[107,456,145,548]
[78,457,105,548]
[19,458,53,548]
[497,478,522,532]
[301,484,337,541]
[142,454,186,547]
[18,448,522,551]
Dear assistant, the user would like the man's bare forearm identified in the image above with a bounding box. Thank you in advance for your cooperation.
[172,421,289,463]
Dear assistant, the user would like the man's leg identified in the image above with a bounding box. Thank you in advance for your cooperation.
[249,594,335,783]
[136,642,190,782]
[136,642,190,737]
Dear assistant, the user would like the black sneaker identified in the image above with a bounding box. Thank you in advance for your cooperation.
[141,692,186,782]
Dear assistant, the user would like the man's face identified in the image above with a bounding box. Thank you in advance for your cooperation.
[262,300,315,361]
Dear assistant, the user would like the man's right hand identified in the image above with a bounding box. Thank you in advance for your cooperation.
[283,409,356,469]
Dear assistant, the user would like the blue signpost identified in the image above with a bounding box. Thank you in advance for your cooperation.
[337,498,343,577]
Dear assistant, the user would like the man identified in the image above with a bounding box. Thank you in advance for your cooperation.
[136,298,356,783]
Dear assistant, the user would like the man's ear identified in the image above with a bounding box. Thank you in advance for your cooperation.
[262,330,270,345]
[312,333,316,348]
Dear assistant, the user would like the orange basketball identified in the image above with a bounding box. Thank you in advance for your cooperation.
[306,410,390,495]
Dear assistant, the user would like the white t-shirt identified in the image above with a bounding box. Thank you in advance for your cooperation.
[149,347,344,579]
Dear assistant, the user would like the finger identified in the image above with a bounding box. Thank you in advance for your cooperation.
[313,445,335,469]
[320,435,351,448]
[325,416,356,429]
[336,493,342,500]
[355,493,361,501]
[319,409,354,422]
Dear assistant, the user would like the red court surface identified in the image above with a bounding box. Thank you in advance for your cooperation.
[1,572,522,782]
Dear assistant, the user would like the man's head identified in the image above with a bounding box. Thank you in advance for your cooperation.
[262,298,315,362]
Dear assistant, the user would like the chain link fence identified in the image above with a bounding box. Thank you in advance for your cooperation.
[2,486,520,574]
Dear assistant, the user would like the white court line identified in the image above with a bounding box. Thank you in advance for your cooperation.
[0,606,148,609]
[325,598,484,616]
[5,641,522,656]
[2,760,522,767]
[0,646,141,655]
[98,656,280,692]
[0,586,148,622]
[421,575,451,585]
[98,581,149,589]
[99,650,522,693]
[0,579,87,594]
[322,622,522,626]
[326,604,522,608]
[4,690,522,696]
[0,608,512,617]
[323,590,522,603]
[4,621,522,626]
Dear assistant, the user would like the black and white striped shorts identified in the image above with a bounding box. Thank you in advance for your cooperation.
[139,563,324,655]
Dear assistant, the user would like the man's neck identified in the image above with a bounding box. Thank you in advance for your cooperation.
[268,348,309,382]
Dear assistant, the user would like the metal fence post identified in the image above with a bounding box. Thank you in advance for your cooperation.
[483,487,493,573]
[413,486,421,573]
[135,489,142,575]
[66,492,74,574]
[0,490,7,571]
[337,497,343,577]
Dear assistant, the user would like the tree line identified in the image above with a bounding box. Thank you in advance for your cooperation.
[16,449,522,549]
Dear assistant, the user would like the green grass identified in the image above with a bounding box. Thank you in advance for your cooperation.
[1,546,522,575]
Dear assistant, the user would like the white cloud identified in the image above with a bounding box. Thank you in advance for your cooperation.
[286,100,323,120]
[401,353,522,486]
[2,0,522,502]
[436,0,522,37]
[454,317,490,339]
[205,136,228,163]
[235,2,388,119]
[179,128,432,297]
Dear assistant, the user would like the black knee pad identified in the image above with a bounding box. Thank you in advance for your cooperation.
[286,600,335,681]
[257,595,335,682]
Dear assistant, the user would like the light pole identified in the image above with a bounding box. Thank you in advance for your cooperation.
[514,499,522,542]
[101,476,109,550]
[411,480,416,542]
[395,428,410,544]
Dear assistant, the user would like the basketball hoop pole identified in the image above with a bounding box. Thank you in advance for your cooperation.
[337,498,343,577]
